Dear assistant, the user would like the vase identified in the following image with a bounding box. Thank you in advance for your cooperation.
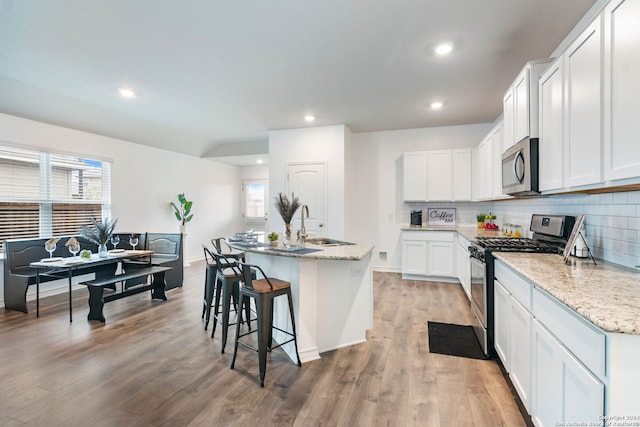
[98,243,108,258]
[283,223,293,247]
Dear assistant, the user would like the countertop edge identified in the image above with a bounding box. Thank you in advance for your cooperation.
[493,252,640,335]
[228,242,375,261]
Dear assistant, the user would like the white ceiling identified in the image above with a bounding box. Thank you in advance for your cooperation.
[0,0,596,165]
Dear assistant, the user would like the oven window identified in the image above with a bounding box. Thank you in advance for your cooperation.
[470,257,486,325]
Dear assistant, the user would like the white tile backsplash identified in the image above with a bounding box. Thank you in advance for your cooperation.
[490,190,640,269]
[404,190,640,268]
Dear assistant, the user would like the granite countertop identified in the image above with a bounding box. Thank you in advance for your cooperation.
[227,240,374,261]
[494,252,640,335]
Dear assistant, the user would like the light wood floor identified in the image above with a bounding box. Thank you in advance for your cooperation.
[0,262,526,426]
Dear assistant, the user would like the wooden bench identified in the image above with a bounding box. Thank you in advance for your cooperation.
[80,266,172,322]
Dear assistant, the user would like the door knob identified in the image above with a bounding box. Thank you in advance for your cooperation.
[319,223,324,228]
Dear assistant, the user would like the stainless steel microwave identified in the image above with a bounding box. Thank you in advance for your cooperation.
[501,137,539,197]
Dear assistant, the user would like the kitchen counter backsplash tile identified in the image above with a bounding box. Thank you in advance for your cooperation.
[401,224,503,240]
[494,252,640,335]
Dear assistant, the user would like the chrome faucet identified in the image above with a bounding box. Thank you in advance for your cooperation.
[298,204,309,245]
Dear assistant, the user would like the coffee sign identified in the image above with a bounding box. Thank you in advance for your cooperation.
[427,208,457,226]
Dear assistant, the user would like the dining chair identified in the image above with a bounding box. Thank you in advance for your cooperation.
[230,262,301,387]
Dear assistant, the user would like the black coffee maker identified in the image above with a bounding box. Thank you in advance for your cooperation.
[410,210,422,226]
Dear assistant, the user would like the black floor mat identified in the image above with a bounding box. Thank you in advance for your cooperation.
[427,321,488,360]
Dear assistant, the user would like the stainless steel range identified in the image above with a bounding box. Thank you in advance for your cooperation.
[469,214,576,356]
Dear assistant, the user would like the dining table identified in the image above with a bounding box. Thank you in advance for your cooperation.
[29,249,155,322]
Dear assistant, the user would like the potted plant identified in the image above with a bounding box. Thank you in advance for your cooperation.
[267,231,279,247]
[274,192,300,246]
[80,217,118,257]
[477,213,486,228]
[170,193,193,232]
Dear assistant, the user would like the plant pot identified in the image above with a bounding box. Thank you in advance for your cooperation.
[269,240,278,247]
[478,221,485,228]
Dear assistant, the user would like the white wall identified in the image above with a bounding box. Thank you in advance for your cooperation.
[268,125,346,238]
[0,113,243,305]
[349,123,494,271]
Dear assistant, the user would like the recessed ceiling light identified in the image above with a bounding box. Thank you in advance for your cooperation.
[434,42,454,56]
[304,114,315,123]
[430,101,444,110]
[256,159,264,164]
[117,87,136,98]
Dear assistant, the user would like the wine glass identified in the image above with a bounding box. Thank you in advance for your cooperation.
[68,242,80,257]
[45,241,56,258]
[129,235,139,251]
[110,235,120,250]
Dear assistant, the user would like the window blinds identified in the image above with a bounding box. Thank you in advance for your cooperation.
[0,144,111,252]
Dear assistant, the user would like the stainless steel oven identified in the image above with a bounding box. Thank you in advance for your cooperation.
[468,214,576,357]
[469,245,490,355]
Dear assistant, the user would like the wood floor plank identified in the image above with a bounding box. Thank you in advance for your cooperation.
[0,264,526,426]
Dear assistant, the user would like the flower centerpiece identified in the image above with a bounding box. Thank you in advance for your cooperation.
[274,192,300,246]
[80,217,118,257]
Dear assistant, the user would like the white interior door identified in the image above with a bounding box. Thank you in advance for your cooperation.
[287,162,326,237]
[243,179,268,232]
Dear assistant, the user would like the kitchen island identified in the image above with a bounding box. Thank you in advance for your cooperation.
[228,240,375,363]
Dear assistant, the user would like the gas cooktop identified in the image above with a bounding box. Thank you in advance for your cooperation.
[474,237,564,253]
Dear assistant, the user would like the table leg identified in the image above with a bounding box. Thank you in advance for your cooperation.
[36,270,40,317]
[151,271,167,301]
[87,286,106,322]
[68,269,73,322]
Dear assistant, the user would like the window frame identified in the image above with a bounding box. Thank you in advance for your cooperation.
[0,144,111,253]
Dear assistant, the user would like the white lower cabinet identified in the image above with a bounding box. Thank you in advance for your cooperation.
[401,239,428,276]
[493,280,511,367]
[456,235,471,299]
[494,259,604,425]
[509,297,532,412]
[401,231,456,280]
[493,278,532,412]
[532,319,604,427]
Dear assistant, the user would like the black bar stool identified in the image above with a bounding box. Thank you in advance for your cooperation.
[202,240,245,330]
[208,250,254,353]
[231,262,301,387]
[201,244,218,329]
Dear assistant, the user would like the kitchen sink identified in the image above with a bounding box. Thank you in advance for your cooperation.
[305,237,355,247]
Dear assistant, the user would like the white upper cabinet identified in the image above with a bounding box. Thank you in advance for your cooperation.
[503,59,553,149]
[503,89,515,151]
[604,0,640,181]
[513,69,530,143]
[452,149,473,201]
[491,122,505,198]
[402,151,428,201]
[402,149,472,202]
[427,150,453,201]
[473,120,505,201]
[565,16,603,188]
[539,57,565,191]
[474,135,492,200]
